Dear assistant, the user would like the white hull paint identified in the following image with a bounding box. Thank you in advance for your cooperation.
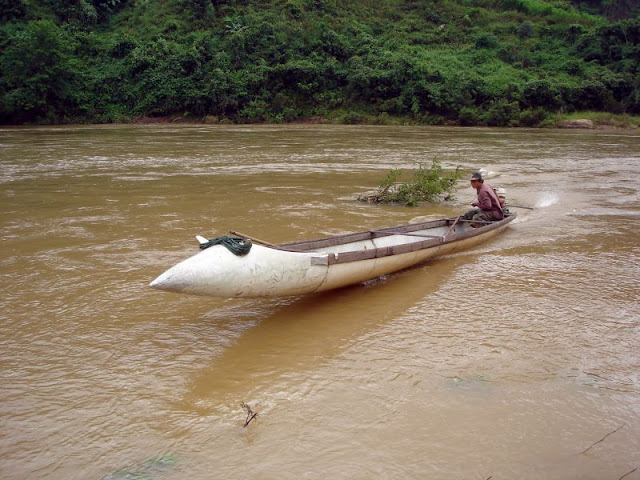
[150,244,327,297]
[150,215,515,298]
[316,226,505,292]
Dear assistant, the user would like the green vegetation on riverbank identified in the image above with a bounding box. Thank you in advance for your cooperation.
[548,110,640,128]
[1,0,638,127]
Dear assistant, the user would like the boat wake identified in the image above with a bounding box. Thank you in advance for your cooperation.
[534,192,559,208]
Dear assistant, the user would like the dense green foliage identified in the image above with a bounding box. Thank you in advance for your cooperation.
[1,0,638,125]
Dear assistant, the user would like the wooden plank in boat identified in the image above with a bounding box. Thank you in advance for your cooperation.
[325,215,516,265]
[281,218,451,251]
[329,237,443,264]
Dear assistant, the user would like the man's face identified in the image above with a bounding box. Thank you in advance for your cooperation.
[470,179,480,189]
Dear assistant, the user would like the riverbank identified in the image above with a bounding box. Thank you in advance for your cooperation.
[555,111,640,130]
[127,111,640,131]
[5,111,637,131]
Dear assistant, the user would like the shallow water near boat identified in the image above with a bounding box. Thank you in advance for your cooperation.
[1,125,639,479]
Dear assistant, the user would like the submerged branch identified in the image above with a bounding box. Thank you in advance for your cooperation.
[619,467,637,480]
[240,402,258,427]
[580,423,625,454]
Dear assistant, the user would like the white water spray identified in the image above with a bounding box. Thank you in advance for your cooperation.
[534,192,559,208]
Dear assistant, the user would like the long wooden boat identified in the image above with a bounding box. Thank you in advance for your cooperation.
[150,213,516,298]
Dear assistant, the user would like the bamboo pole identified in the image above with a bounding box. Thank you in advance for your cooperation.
[371,230,442,240]
[444,215,461,237]
[509,204,534,210]
[229,230,279,248]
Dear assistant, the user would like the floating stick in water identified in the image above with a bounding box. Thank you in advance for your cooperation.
[619,467,637,480]
[241,402,258,427]
[580,423,625,454]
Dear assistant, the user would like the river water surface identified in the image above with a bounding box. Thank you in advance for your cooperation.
[1,125,639,480]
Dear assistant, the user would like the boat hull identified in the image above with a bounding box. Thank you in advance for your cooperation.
[150,215,515,298]
[315,222,508,292]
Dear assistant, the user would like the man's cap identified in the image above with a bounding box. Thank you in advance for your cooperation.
[470,172,483,181]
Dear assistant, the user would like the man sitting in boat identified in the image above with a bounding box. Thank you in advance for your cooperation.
[463,172,504,226]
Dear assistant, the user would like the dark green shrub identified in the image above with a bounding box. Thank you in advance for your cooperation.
[459,107,480,126]
[0,20,80,123]
[518,107,548,126]
[475,32,499,49]
[0,0,26,21]
[568,23,585,42]
[485,99,521,126]
[521,80,564,111]
[517,21,535,39]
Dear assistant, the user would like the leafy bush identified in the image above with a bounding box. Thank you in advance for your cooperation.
[370,160,462,206]
[485,99,521,126]
[517,21,535,39]
[518,107,548,126]
[521,80,564,111]
[475,32,500,49]
[0,20,80,123]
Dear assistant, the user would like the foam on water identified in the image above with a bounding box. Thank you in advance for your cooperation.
[534,191,559,208]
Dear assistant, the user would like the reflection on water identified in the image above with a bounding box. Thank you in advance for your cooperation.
[0,125,639,480]
[180,257,465,416]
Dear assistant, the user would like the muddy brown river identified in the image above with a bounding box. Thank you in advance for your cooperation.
[1,125,639,479]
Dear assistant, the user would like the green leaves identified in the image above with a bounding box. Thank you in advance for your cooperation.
[0,20,80,123]
[0,1,639,125]
[375,160,462,206]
